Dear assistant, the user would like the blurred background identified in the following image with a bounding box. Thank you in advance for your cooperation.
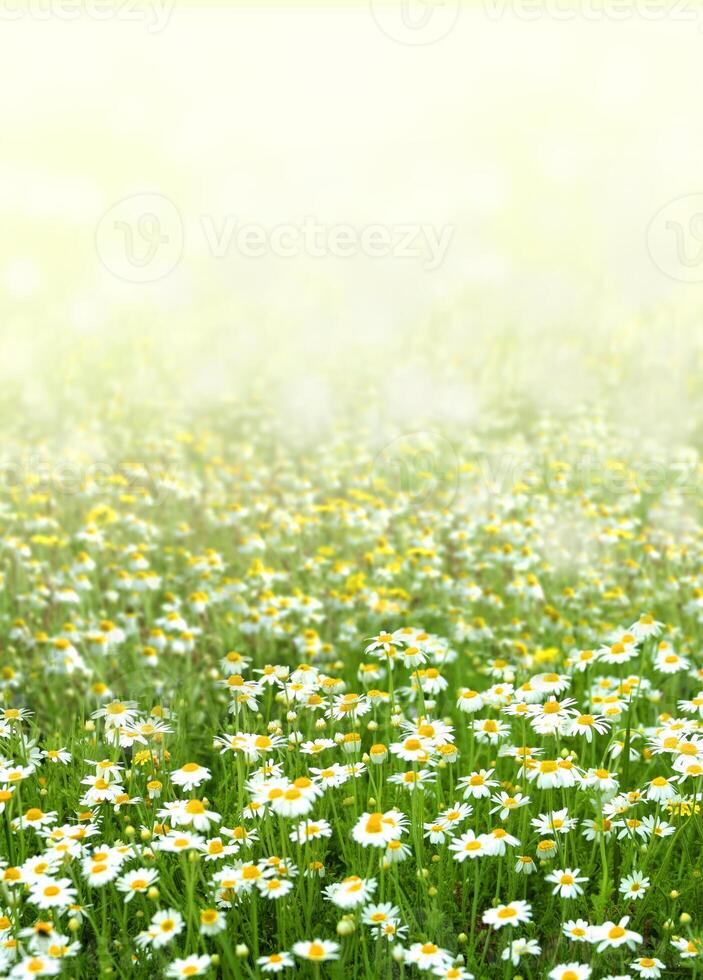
[1,2,703,448]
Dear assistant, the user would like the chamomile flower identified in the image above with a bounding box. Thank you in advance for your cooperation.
[116,867,159,901]
[199,908,226,936]
[257,951,295,973]
[9,956,61,978]
[502,938,541,966]
[324,876,376,909]
[457,769,498,799]
[590,916,642,951]
[619,871,650,900]
[405,942,453,971]
[482,900,532,930]
[138,909,185,949]
[562,919,591,942]
[548,965,591,980]
[489,791,530,820]
[631,957,665,978]
[28,878,77,911]
[449,830,494,862]
[292,938,340,962]
[170,762,211,790]
[352,810,407,847]
[165,955,211,978]
[545,867,588,899]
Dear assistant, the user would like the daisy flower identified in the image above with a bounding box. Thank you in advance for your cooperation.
[160,798,221,832]
[165,955,211,978]
[144,909,185,949]
[257,951,295,973]
[257,877,294,900]
[548,965,592,980]
[361,902,401,927]
[630,613,663,640]
[671,936,702,958]
[545,867,587,899]
[531,808,576,836]
[199,907,226,935]
[590,916,642,951]
[405,942,453,971]
[645,776,677,803]
[352,810,406,847]
[562,919,591,942]
[449,830,494,862]
[502,938,541,966]
[486,827,521,855]
[28,877,77,911]
[116,867,159,901]
[568,713,610,741]
[170,762,211,790]
[433,966,474,980]
[619,871,650,901]
[438,802,472,826]
[9,956,61,977]
[290,819,333,845]
[631,957,665,978]
[515,855,536,874]
[291,938,340,962]
[324,876,376,909]
[384,840,412,863]
[457,689,484,714]
[457,768,498,799]
[489,791,530,820]
[482,900,532,929]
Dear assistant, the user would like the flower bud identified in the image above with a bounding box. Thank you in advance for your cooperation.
[336,918,355,936]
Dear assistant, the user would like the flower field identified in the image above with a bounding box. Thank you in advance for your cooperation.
[1,364,703,980]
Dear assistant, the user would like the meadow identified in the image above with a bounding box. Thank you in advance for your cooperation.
[1,333,703,979]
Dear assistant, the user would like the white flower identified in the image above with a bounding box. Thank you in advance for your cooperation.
[562,919,590,942]
[548,964,592,980]
[257,951,295,973]
[405,942,453,971]
[115,867,159,902]
[545,867,588,899]
[501,937,541,966]
[170,762,211,790]
[590,916,642,951]
[140,908,184,949]
[448,830,494,862]
[324,876,376,909]
[10,956,61,978]
[631,956,665,979]
[352,810,406,847]
[619,871,650,901]
[291,938,340,962]
[165,954,211,978]
[28,877,77,911]
[482,901,532,930]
